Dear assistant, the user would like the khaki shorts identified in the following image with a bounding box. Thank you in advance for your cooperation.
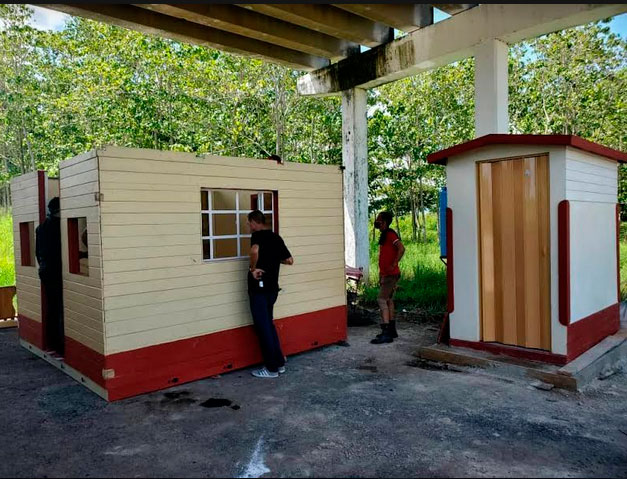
[378,274,400,301]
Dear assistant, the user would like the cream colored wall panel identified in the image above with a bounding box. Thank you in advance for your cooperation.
[106,300,251,338]
[61,182,100,199]
[11,204,40,216]
[16,274,40,288]
[102,244,199,261]
[64,327,104,355]
[64,289,102,311]
[98,146,340,174]
[101,223,199,238]
[104,262,248,286]
[103,235,198,249]
[105,291,246,323]
[274,295,346,319]
[103,255,198,274]
[281,216,343,227]
[281,198,343,209]
[59,150,96,170]
[61,194,99,210]
[284,234,344,248]
[17,305,41,321]
[280,208,343,218]
[102,189,197,203]
[60,169,99,189]
[65,316,104,340]
[16,282,40,297]
[63,298,102,321]
[16,289,41,307]
[60,157,98,177]
[99,171,339,192]
[101,213,198,226]
[565,190,616,203]
[63,280,103,300]
[63,272,102,289]
[100,201,198,214]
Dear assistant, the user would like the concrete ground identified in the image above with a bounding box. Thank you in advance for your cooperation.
[1,319,627,478]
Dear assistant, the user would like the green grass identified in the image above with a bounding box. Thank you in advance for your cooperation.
[0,211,15,287]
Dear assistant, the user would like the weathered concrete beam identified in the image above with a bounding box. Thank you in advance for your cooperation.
[135,4,359,61]
[334,4,433,33]
[298,3,627,96]
[432,4,477,16]
[40,4,329,71]
[239,4,393,48]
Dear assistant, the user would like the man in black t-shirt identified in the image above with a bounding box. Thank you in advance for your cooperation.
[247,210,294,378]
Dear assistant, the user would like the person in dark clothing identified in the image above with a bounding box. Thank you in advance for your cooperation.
[35,197,64,356]
[247,210,294,378]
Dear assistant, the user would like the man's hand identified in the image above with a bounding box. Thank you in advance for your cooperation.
[251,268,265,280]
[281,257,294,265]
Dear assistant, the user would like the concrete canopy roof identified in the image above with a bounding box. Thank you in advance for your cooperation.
[38,3,474,71]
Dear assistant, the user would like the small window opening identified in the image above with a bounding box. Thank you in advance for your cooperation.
[19,222,35,266]
[201,189,277,261]
[68,217,89,276]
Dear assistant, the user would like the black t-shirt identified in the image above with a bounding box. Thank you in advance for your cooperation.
[248,229,292,294]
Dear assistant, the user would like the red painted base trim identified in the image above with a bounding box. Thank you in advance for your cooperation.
[24,306,346,401]
[64,336,106,388]
[558,200,571,326]
[17,314,43,350]
[567,303,620,362]
[449,339,568,365]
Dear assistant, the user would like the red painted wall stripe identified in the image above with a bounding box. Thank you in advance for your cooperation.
[64,336,107,388]
[450,338,568,366]
[567,303,620,362]
[558,200,570,326]
[446,208,454,314]
[617,204,621,303]
[17,314,44,350]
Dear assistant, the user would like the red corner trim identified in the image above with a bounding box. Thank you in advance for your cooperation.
[567,303,620,362]
[558,200,570,326]
[427,134,627,165]
[449,338,568,365]
[617,204,621,303]
[446,208,454,314]
[18,314,44,350]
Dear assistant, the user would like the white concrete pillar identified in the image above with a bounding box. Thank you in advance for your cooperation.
[474,38,509,136]
[341,87,369,280]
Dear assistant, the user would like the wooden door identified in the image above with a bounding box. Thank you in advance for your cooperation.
[477,155,551,350]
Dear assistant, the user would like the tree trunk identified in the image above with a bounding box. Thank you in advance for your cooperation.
[395,214,401,241]
[418,175,426,242]
[410,190,417,242]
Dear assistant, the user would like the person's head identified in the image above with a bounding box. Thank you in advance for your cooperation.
[374,211,393,232]
[48,197,60,217]
[247,210,266,232]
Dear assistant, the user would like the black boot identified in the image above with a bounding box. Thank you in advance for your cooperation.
[389,320,398,339]
[371,324,394,344]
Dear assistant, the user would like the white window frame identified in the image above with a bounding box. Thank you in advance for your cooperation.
[201,189,275,262]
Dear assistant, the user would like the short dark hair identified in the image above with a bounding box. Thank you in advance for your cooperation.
[378,211,393,226]
[248,210,265,225]
[48,197,60,214]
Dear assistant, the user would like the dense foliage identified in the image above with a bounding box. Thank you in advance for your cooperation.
[1,5,626,231]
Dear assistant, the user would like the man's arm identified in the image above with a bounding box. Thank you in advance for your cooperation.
[393,239,405,269]
[249,244,265,279]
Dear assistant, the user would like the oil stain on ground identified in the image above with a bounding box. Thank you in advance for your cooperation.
[200,398,240,410]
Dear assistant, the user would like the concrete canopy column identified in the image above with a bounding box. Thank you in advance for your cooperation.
[474,38,509,136]
[341,87,369,281]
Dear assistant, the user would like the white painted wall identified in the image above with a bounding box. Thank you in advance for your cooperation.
[447,145,568,354]
[474,39,509,137]
[566,147,618,323]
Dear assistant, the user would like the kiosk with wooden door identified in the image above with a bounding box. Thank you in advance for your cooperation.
[428,135,627,365]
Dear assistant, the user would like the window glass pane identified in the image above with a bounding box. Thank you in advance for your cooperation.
[212,190,236,210]
[214,238,238,258]
[240,237,251,255]
[263,192,273,211]
[202,214,209,236]
[239,214,251,235]
[202,239,210,260]
[201,190,209,211]
[239,190,259,211]
[213,214,237,236]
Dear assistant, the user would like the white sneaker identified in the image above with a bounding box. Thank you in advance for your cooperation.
[278,366,286,374]
[251,367,279,378]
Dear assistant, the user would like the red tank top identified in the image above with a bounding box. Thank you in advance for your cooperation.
[379,229,401,277]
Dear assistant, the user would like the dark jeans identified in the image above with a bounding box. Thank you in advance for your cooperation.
[249,291,285,373]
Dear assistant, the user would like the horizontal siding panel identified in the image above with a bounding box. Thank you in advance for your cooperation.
[104,255,197,274]
[99,157,341,185]
[274,295,345,319]
[565,160,617,179]
[99,171,340,192]
[103,234,198,249]
[566,180,616,196]
[11,204,39,216]
[60,181,99,200]
[59,150,96,170]
[101,213,198,226]
[65,327,104,355]
[565,169,617,186]
[61,194,99,210]
[64,297,103,321]
[281,216,343,227]
[100,201,198,214]
[565,191,617,203]
[65,310,104,333]
[60,157,98,178]
[60,169,99,189]
[64,289,102,312]
[101,189,197,203]
[17,305,41,320]
[63,280,103,300]
[101,223,198,238]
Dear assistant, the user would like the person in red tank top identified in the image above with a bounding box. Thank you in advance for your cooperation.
[371,211,405,344]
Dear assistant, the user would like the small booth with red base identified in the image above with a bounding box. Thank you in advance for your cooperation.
[428,134,627,365]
